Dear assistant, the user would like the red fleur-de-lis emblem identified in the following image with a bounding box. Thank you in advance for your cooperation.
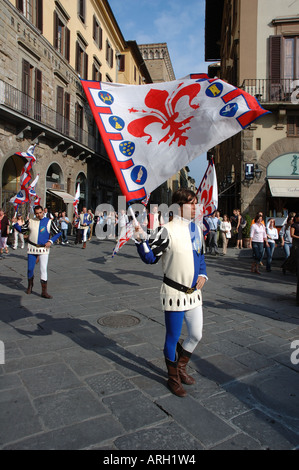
[127,83,201,147]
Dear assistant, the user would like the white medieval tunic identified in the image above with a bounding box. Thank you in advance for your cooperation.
[15,218,61,254]
[136,216,207,311]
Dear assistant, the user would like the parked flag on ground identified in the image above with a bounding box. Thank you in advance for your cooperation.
[81,74,268,204]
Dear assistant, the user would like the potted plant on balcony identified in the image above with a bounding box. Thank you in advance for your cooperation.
[242,213,252,248]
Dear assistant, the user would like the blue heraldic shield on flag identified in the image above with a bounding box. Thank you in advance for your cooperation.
[81,74,269,204]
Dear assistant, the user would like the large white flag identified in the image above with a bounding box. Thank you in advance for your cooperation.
[81,74,268,204]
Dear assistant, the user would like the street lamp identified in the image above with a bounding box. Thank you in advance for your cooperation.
[254,164,262,181]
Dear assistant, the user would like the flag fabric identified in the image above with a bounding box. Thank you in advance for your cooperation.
[73,183,80,216]
[10,188,29,206]
[196,158,218,236]
[28,174,40,211]
[10,145,40,211]
[196,158,218,216]
[112,221,135,257]
[81,74,268,204]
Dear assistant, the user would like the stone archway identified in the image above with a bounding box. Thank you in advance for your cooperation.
[259,137,299,215]
[1,153,29,214]
[259,137,299,173]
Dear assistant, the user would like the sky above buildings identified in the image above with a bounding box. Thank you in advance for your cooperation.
[108,0,210,184]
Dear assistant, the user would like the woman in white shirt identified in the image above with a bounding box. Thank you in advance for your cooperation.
[220,214,231,255]
[266,218,278,272]
[249,214,269,274]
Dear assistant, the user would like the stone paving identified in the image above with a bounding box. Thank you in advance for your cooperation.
[0,236,298,450]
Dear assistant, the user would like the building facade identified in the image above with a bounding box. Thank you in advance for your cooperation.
[0,0,151,217]
[205,0,299,223]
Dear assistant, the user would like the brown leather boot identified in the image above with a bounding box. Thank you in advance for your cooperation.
[26,276,34,295]
[165,357,187,397]
[177,342,195,385]
[82,241,86,249]
[41,280,52,299]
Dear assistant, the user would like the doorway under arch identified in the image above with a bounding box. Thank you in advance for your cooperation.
[2,154,28,214]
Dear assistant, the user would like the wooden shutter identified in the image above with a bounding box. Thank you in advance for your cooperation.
[37,0,43,32]
[119,55,125,72]
[269,36,282,100]
[64,92,70,135]
[35,69,42,102]
[99,26,102,49]
[34,69,42,120]
[270,35,281,83]
[22,59,30,95]
[79,0,85,22]
[93,15,96,41]
[54,11,58,49]
[65,28,70,62]
[17,0,23,13]
[84,52,88,80]
[75,42,80,73]
[56,86,64,132]
[22,59,31,115]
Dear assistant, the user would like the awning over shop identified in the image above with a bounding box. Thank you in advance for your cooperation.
[268,178,299,198]
[47,189,74,203]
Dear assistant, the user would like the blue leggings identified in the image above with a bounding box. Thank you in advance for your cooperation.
[164,306,203,361]
[28,254,48,280]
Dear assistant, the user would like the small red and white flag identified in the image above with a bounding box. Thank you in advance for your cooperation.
[112,221,135,257]
[196,158,218,235]
[73,183,80,216]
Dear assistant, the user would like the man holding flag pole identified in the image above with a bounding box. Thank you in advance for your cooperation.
[80,72,268,395]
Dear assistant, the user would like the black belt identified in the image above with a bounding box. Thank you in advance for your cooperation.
[163,276,196,294]
[28,240,46,248]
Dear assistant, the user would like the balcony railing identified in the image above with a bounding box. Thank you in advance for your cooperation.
[241,79,296,103]
[0,80,96,151]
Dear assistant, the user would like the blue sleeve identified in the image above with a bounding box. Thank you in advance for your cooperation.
[14,220,29,234]
[136,241,158,264]
[14,222,22,233]
[198,253,207,277]
[50,231,62,243]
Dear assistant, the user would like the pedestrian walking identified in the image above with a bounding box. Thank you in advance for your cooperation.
[59,211,70,244]
[266,218,278,272]
[12,214,25,250]
[249,214,269,274]
[220,214,231,255]
[206,213,219,255]
[0,208,10,255]
[79,207,92,249]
